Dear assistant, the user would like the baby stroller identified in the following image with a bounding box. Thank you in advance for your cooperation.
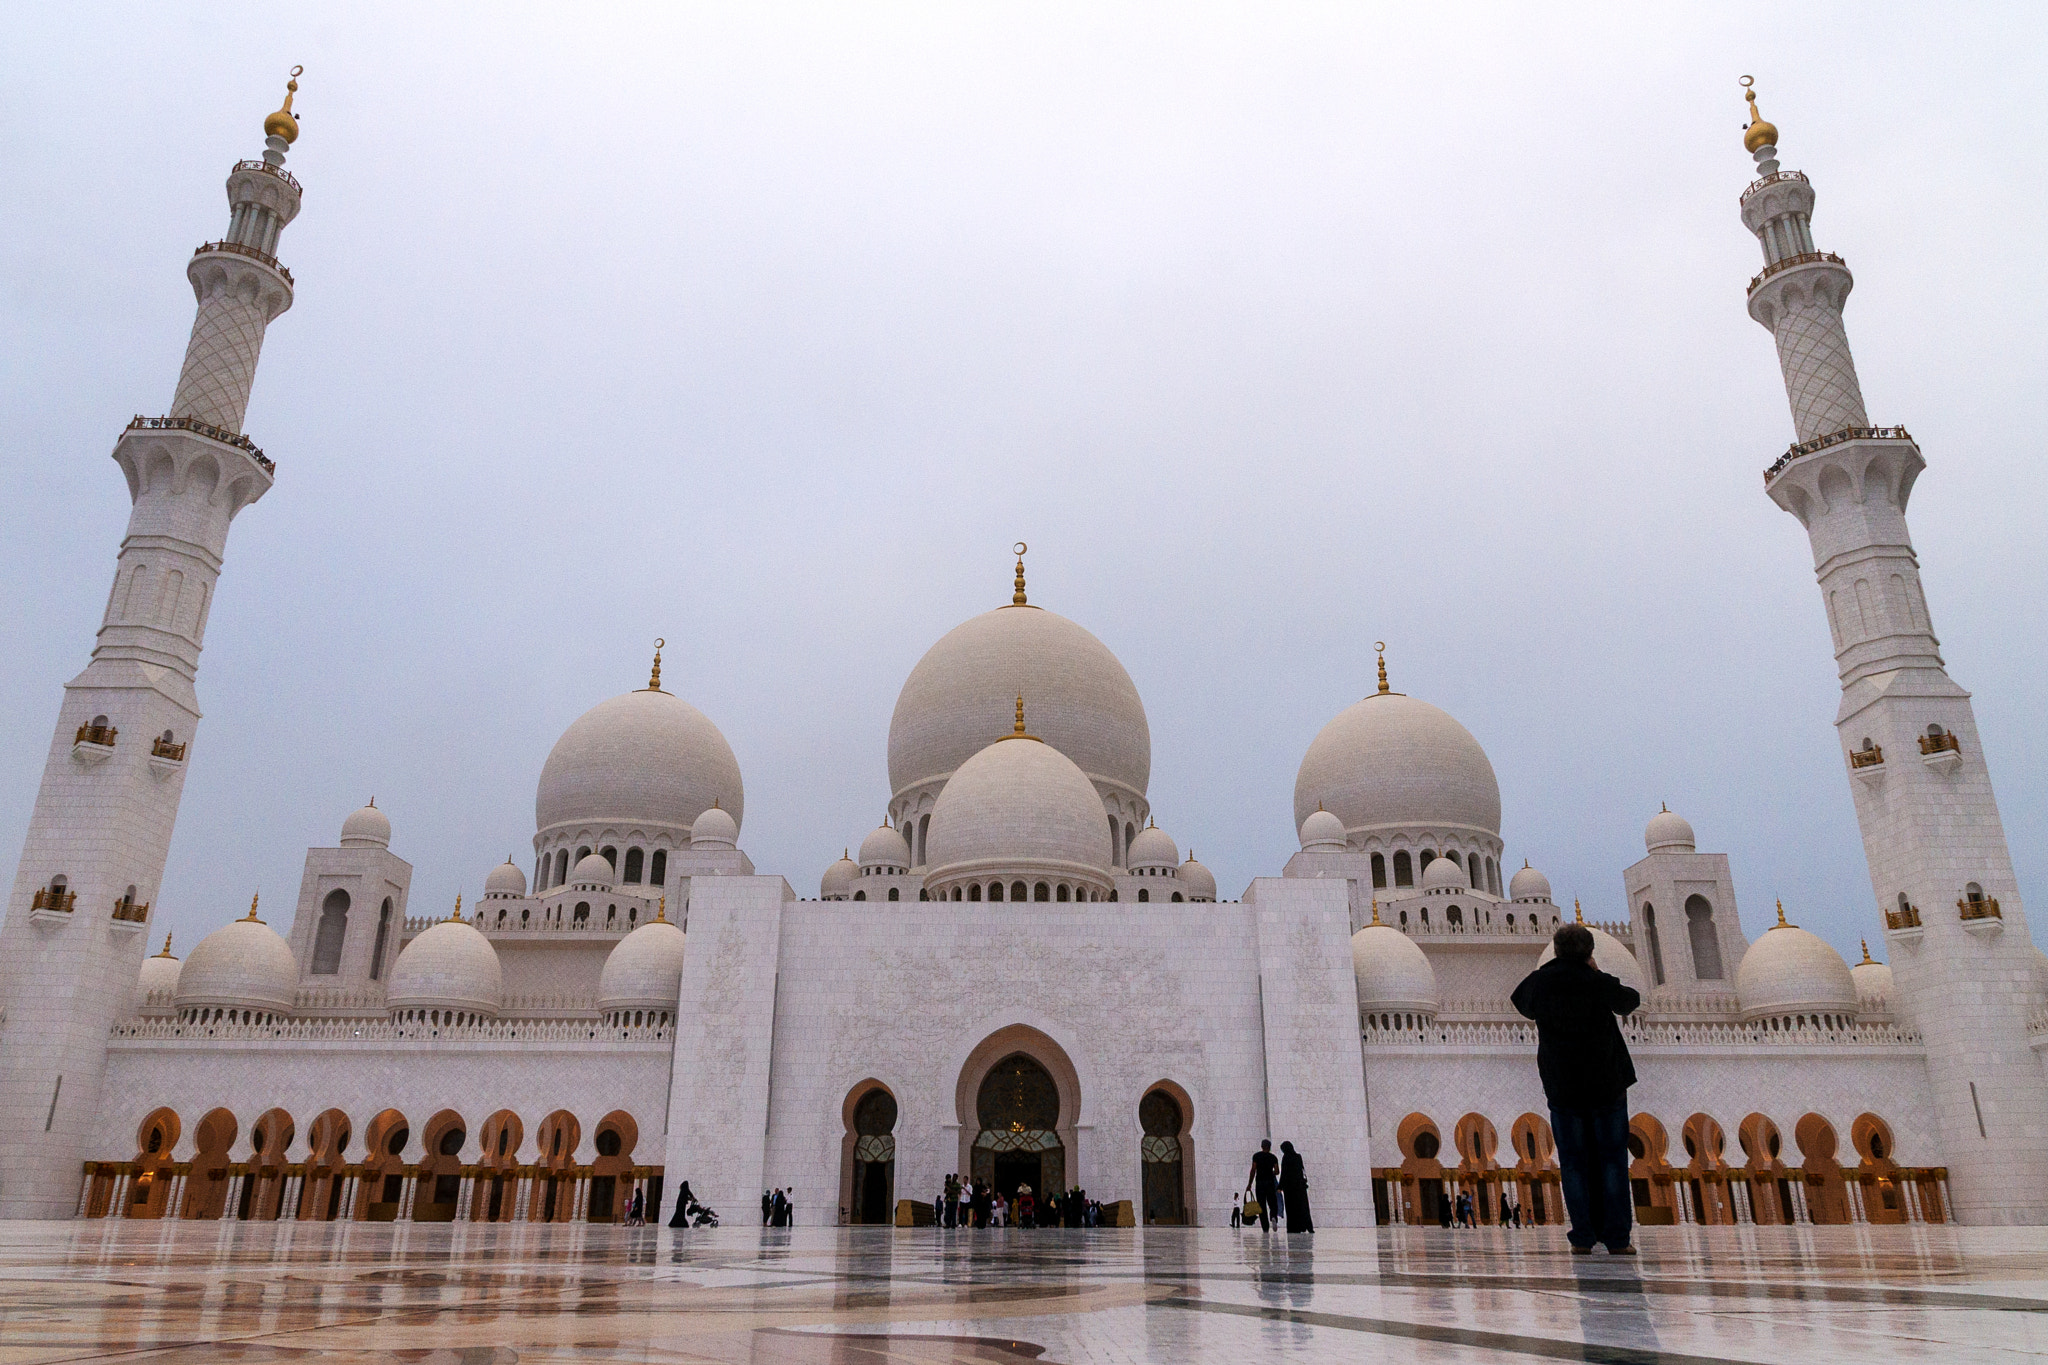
[688,1201,720,1227]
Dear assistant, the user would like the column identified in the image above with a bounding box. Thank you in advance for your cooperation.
[1791,1179,1811,1224]
[455,1176,473,1222]
[1847,1178,1867,1224]
[397,1172,416,1220]
[221,1174,240,1222]
[75,1170,94,1218]
[1902,1177,1922,1224]
[284,1173,303,1221]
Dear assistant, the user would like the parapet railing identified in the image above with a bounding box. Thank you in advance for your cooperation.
[1958,896,2002,922]
[112,898,151,924]
[193,239,294,286]
[1740,168,1809,202]
[1364,1016,1919,1049]
[1763,425,1913,484]
[32,888,76,913]
[75,722,117,747]
[1747,249,1846,295]
[232,159,302,192]
[1885,903,1922,930]
[110,1013,668,1044]
[126,415,275,473]
[1920,732,1962,756]
[1848,745,1885,769]
[151,737,187,761]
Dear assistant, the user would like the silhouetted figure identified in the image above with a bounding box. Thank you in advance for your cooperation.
[1513,922,1642,1255]
[1279,1142,1314,1234]
[1246,1139,1280,1232]
[669,1180,697,1228]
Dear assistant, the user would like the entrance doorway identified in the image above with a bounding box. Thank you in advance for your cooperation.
[1139,1089,1186,1224]
[849,1088,897,1224]
[971,1054,1065,1201]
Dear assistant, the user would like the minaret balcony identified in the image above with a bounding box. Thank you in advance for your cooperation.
[150,737,187,761]
[111,898,151,926]
[1747,250,1846,297]
[232,159,301,193]
[1884,902,1921,931]
[125,415,276,474]
[192,239,294,287]
[72,723,116,764]
[1919,732,1962,772]
[1739,168,1809,204]
[30,889,76,915]
[1762,425,1914,486]
[1959,896,2002,922]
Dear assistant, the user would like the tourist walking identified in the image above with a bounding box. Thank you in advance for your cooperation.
[1230,1192,1242,1228]
[1246,1140,1280,1232]
[1512,922,1642,1255]
[1278,1141,1314,1234]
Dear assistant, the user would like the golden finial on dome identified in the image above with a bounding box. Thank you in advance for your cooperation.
[1859,937,1875,965]
[1375,642,1390,696]
[656,895,666,922]
[1740,76,1779,155]
[156,932,175,958]
[1369,894,1382,926]
[448,893,463,923]
[646,638,665,691]
[1000,693,1041,742]
[244,892,262,923]
[1574,898,1584,925]
[1774,898,1792,928]
[264,66,304,145]
[1011,542,1029,607]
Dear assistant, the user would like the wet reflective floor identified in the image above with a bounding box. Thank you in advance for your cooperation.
[2,1221,2045,1363]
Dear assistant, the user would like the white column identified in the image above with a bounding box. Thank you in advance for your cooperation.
[221,1175,240,1222]
[1902,1177,1922,1224]
[1791,1179,1811,1224]
[1847,1178,1867,1224]
[513,1176,530,1222]
[75,1172,94,1218]
[397,1173,416,1220]
[112,1171,132,1217]
[455,1176,473,1222]
[284,1174,303,1221]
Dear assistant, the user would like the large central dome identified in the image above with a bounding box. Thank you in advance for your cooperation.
[889,603,1150,804]
[536,686,744,835]
[1294,690,1501,839]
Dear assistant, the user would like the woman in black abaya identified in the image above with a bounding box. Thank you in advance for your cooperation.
[1278,1142,1314,1233]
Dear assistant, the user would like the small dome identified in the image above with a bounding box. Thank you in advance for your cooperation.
[1127,823,1179,871]
[175,910,298,1013]
[1850,943,1894,1010]
[1538,925,1647,997]
[1295,691,1501,840]
[1645,806,1696,854]
[691,803,738,849]
[821,851,858,900]
[1508,862,1552,902]
[1352,923,1439,1015]
[1734,906,1858,1021]
[340,801,391,849]
[597,916,687,1013]
[572,852,616,887]
[1178,853,1217,901]
[859,823,910,869]
[1299,807,1347,852]
[1421,856,1470,892]
[924,730,1113,890]
[386,919,503,1016]
[536,687,743,837]
[136,938,182,1007]
[485,859,526,897]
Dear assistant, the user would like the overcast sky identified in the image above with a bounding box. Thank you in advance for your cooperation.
[4,4,2044,972]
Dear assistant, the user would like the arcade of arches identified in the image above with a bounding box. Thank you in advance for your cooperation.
[1378,1109,1951,1227]
[78,1105,658,1225]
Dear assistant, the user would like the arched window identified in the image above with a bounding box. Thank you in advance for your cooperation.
[854,890,866,901]
[1171,892,1183,902]
[369,898,393,980]
[623,848,644,883]
[555,849,569,887]
[1447,850,1462,870]
[1124,824,1136,864]
[968,884,982,902]
[1137,888,1150,902]
[1642,903,1667,986]
[1371,853,1387,888]
[987,882,1002,902]
[649,849,667,885]
[1034,882,1050,902]
[1108,815,1120,865]
[1419,849,1436,874]
[1965,882,1986,903]
[1056,884,1071,902]
[1012,881,1027,902]
[918,814,931,866]
[1393,851,1413,887]
[1447,905,1461,926]
[887,887,900,901]
[1684,894,1724,979]
[311,889,350,974]
[600,846,617,871]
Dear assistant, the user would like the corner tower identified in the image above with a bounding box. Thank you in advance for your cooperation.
[0,72,306,1217]
[1739,79,2048,1223]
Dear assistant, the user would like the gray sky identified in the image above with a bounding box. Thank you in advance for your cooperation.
[4,4,2044,971]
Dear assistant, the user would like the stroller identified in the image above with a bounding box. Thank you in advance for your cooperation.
[687,1200,720,1227]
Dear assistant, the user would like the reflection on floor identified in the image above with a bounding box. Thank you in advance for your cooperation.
[0,1221,2042,1363]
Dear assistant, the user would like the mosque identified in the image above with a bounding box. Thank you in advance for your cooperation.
[1,74,2044,1231]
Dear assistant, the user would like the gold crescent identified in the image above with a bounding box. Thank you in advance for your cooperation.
[654,637,665,650]
[291,65,305,78]
[1375,640,1386,652]
[1739,74,1753,89]
[1013,541,1028,557]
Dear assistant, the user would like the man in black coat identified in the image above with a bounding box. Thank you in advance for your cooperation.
[1511,923,1642,1255]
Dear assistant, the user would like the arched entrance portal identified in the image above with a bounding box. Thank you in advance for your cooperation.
[972,1054,1065,1201]
[848,1087,897,1224]
[1139,1088,1187,1224]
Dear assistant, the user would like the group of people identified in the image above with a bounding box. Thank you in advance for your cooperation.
[931,1175,1105,1228]
[1237,1139,1315,1233]
[1435,1188,1525,1229]
[761,1187,796,1226]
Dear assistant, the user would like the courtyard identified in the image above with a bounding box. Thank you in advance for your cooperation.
[0,1220,2043,1363]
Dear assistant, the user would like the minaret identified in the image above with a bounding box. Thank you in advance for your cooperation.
[0,72,305,1218]
[1740,79,2048,1224]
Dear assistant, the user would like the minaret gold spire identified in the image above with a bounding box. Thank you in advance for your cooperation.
[1859,938,1875,965]
[448,893,463,923]
[155,932,174,958]
[244,893,262,923]
[1573,898,1584,925]
[1739,76,1778,155]
[1011,542,1029,606]
[1374,642,1391,695]
[1774,898,1792,928]
[646,638,664,691]
[264,66,304,145]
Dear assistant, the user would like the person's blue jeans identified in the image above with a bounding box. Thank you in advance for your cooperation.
[1550,1097,1633,1251]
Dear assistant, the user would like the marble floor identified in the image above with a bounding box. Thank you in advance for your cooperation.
[2,1221,2047,1364]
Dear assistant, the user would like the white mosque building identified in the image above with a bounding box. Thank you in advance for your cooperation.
[1,75,2043,1231]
